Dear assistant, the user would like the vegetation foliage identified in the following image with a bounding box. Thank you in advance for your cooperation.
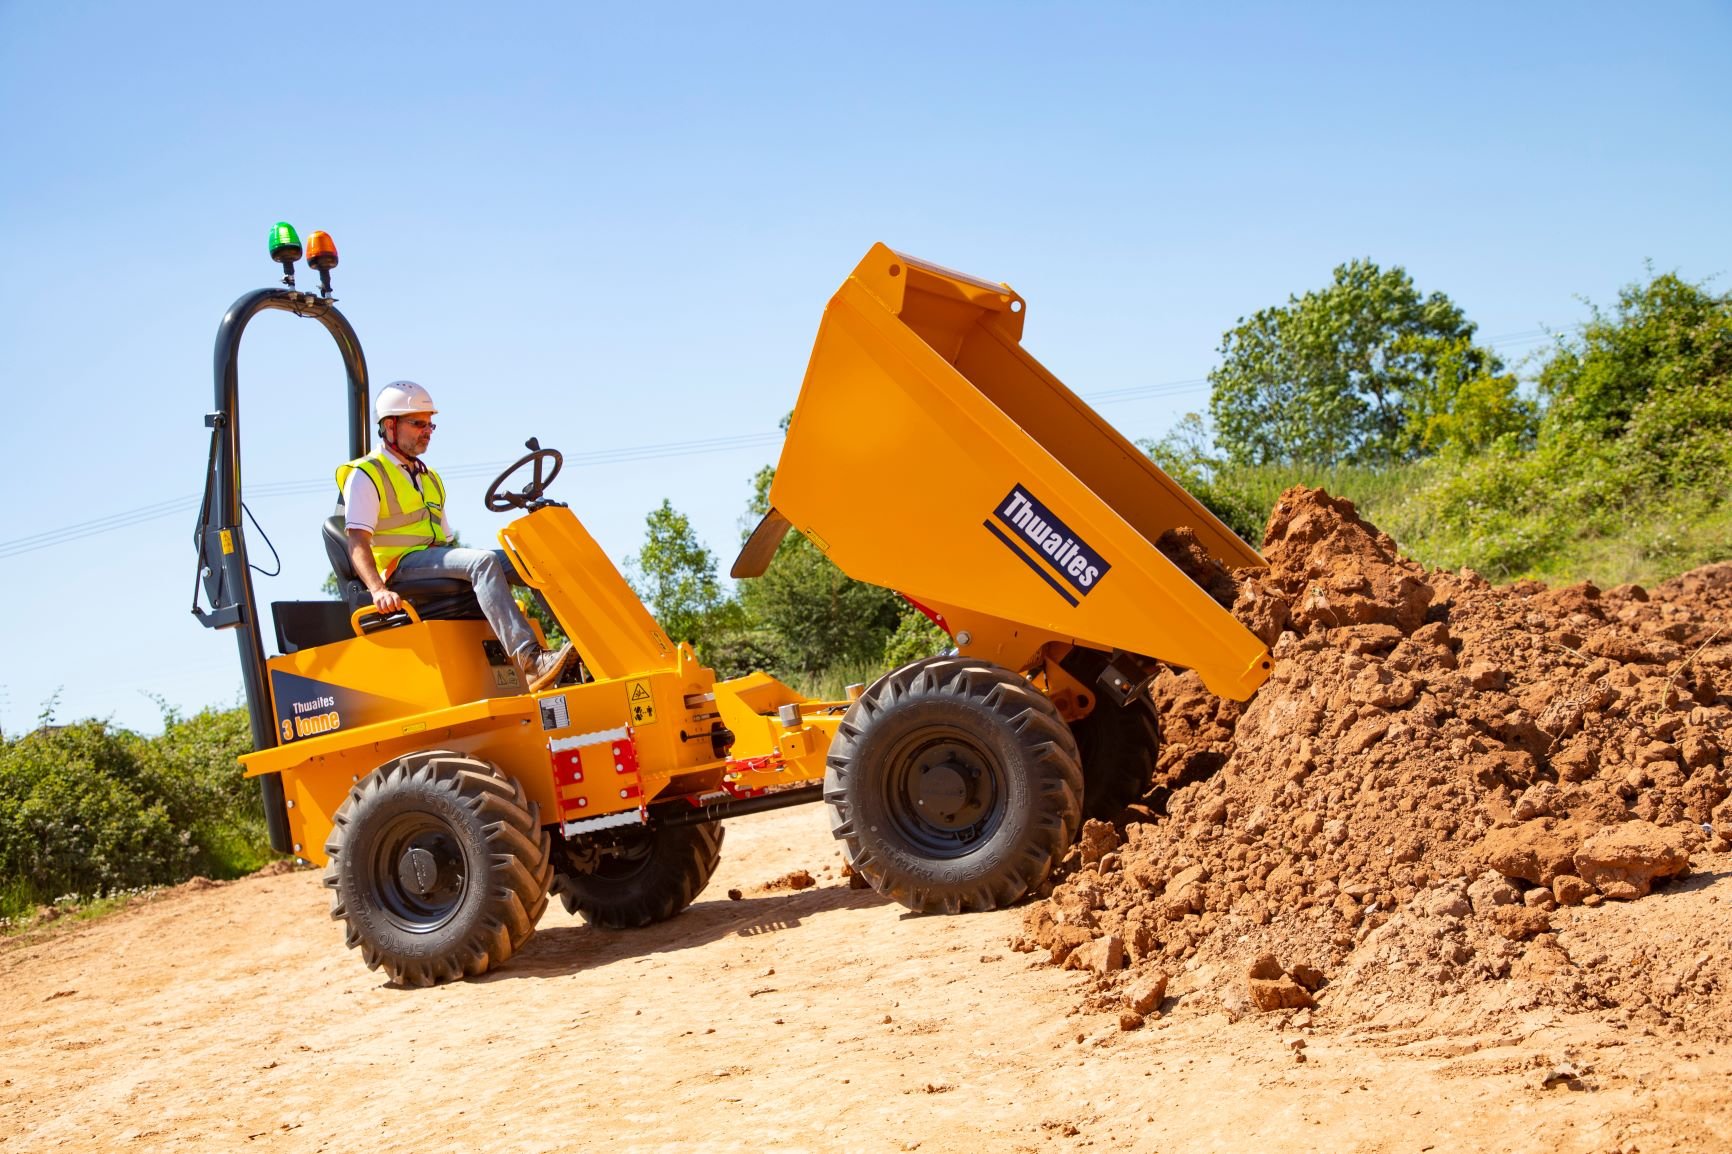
[625,432,946,683]
[1160,266,1731,583]
[1,706,265,926]
[1208,259,1533,467]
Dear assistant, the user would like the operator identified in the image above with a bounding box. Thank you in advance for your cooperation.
[336,380,574,692]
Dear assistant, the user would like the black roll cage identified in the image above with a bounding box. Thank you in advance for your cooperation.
[193,288,369,854]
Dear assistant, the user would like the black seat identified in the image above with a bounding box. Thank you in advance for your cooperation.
[322,514,485,622]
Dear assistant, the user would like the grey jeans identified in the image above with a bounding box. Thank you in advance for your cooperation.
[390,546,539,658]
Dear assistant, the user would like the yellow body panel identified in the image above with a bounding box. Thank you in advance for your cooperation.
[766,244,1273,701]
[499,505,676,681]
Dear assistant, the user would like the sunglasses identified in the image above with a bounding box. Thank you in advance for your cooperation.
[398,418,436,431]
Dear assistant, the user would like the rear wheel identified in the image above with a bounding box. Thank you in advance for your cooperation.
[825,656,1082,914]
[1063,649,1162,819]
[551,821,724,929]
[323,750,552,986]
[1072,697,1162,819]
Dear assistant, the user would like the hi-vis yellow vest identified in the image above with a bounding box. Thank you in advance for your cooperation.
[335,451,449,580]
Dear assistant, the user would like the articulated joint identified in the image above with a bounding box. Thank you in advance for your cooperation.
[1092,649,1159,708]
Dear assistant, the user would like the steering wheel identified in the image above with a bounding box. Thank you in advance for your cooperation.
[485,437,564,511]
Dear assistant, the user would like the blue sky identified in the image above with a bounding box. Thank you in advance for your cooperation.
[1,2,1728,735]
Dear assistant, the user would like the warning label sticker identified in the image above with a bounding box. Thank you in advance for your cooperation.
[626,679,657,726]
[539,694,569,731]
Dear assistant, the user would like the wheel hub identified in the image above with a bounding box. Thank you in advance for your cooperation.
[399,846,439,896]
[882,730,1003,854]
[917,760,979,827]
[373,818,467,932]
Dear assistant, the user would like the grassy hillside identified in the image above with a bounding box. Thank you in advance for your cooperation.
[1183,457,1731,587]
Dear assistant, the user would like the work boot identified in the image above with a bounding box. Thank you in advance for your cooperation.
[518,643,574,692]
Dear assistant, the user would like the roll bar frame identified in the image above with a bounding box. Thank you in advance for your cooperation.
[193,288,369,853]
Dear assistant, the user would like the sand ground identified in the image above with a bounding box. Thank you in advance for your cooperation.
[3,805,1728,1153]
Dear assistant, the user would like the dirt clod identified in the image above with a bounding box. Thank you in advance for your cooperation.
[1123,972,1168,1015]
[1573,820,1691,899]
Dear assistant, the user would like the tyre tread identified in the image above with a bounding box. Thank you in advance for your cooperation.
[825,657,1082,915]
[322,749,552,986]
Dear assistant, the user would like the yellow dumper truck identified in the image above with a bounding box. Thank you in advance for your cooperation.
[193,233,1272,985]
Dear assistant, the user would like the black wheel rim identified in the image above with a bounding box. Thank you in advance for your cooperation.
[879,725,1005,857]
[370,812,468,933]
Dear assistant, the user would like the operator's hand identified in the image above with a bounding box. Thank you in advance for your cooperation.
[371,587,404,614]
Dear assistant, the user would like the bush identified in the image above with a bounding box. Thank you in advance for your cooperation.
[139,706,270,877]
[701,628,785,681]
[0,708,270,924]
[1405,271,1732,581]
[0,723,191,908]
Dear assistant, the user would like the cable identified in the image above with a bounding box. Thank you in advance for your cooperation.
[0,328,1576,561]
[0,431,789,560]
[242,502,281,577]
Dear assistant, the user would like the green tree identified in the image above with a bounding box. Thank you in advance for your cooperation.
[739,537,905,675]
[625,500,737,649]
[1399,335,1536,456]
[1209,260,1522,466]
[1537,270,1732,485]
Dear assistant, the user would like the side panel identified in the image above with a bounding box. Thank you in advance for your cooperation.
[265,618,522,750]
[273,657,745,862]
[498,506,677,682]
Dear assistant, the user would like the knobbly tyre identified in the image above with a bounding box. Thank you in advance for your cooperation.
[193,228,1273,985]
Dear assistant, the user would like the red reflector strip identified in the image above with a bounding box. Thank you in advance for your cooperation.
[549,728,644,824]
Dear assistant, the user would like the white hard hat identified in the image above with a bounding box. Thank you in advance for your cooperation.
[376,380,439,418]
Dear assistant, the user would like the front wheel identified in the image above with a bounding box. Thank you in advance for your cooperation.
[824,656,1083,914]
[323,750,552,987]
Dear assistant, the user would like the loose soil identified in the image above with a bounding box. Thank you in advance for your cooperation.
[1022,489,1732,1053]
[4,487,1730,1152]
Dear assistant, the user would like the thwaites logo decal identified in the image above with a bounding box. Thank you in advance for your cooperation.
[983,484,1111,606]
[270,670,405,743]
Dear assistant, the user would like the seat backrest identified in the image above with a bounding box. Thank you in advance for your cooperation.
[322,513,376,613]
[322,512,487,623]
[323,514,357,583]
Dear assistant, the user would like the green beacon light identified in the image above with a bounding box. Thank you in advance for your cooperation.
[268,221,302,288]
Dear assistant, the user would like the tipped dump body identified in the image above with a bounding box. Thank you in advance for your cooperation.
[743,244,1273,701]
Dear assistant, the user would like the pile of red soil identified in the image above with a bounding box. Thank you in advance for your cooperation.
[1018,487,1732,1037]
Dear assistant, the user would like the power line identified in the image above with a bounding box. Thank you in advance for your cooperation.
[0,430,788,560]
[0,328,1571,560]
